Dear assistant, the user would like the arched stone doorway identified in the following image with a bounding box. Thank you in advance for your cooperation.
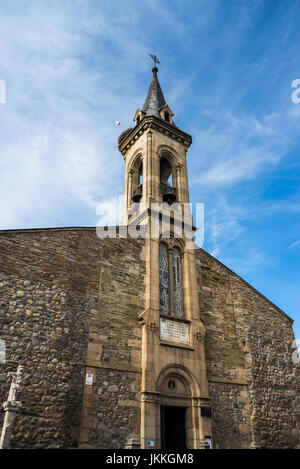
[150,365,211,449]
[158,367,191,449]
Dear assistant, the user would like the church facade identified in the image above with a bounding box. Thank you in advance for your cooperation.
[0,67,299,449]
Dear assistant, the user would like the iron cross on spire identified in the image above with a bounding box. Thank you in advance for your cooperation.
[149,54,161,67]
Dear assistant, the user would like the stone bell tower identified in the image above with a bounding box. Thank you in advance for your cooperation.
[118,66,212,449]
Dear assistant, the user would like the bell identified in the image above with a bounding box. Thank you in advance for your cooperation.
[132,184,143,203]
[163,184,176,204]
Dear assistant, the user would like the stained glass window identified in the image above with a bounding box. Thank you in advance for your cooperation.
[173,247,184,318]
[159,243,170,315]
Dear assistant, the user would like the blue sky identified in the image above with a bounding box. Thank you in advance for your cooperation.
[0,0,299,339]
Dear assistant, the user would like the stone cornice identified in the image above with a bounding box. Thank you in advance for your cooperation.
[119,115,192,158]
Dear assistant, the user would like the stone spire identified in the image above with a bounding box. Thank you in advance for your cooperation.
[142,67,167,117]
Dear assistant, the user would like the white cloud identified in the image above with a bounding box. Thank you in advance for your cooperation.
[204,196,245,257]
[0,1,150,229]
[219,247,267,276]
[190,109,292,188]
[288,240,300,250]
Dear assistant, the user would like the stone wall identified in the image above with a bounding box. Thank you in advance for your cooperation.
[79,235,145,448]
[80,368,141,449]
[230,272,297,448]
[0,228,144,449]
[0,228,297,449]
[197,248,298,449]
[208,382,251,449]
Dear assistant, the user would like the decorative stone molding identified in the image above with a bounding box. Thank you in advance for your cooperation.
[194,330,205,342]
[124,438,141,449]
[148,321,158,333]
[119,116,192,157]
[0,365,28,449]
[140,391,160,404]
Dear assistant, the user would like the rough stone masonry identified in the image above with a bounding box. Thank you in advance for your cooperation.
[0,227,299,448]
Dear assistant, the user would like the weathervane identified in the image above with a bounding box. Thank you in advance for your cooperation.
[149,54,161,67]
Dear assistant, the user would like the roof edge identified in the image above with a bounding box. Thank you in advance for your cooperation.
[0,226,293,323]
[0,226,97,234]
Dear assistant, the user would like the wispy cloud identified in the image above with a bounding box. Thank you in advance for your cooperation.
[0,1,299,337]
[191,109,294,188]
[288,240,300,250]
[220,247,267,276]
[0,0,151,229]
[204,196,245,257]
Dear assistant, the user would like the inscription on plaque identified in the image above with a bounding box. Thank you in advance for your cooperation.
[160,318,190,344]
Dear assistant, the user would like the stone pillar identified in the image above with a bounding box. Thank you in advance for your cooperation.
[145,231,159,312]
[127,169,134,209]
[140,391,160,449]
[0,365,28,449]
[176,164,183,204]
[0,401,21,449]
[182,249,193,322]
[182,149,190,204]
[146,131,153,199]
[152,150,160,201]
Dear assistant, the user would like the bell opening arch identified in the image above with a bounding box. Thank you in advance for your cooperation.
[157,146,182,205]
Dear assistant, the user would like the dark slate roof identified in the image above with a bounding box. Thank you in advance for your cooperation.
[142,67,166,117]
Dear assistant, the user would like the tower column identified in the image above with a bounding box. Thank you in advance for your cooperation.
[119,64,212,449]
[176,164,183,204]
[127,169,134,209]
[182,249,193,321]
[146,131,153,199]
[182,149,190,204]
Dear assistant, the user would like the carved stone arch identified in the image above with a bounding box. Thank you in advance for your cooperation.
[157,146,179,191]
[159,236,185,258]
[128,148,144,172]
[159,235,181,248]
[157,145,185,204]
[156,364,200,398]
[170,237,185,253]
[127,149,144,205]
[157,145,182,166]
[159,239,170,249]
[141,362,207,449]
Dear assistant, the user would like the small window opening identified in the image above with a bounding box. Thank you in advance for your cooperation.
[139,163,143,185]
[168,380,176,390]
[160,157,172,185]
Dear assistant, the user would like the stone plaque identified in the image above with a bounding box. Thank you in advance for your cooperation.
[160,318,190,344]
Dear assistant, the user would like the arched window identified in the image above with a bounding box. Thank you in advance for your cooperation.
[159,243,170,315]
[159,243,184,317]
[164,111,170,122]
[173,247,183,318]
[130,155,143,204]
[160,157,172,185]
[138,161,143,185]
[160,156,177,204]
